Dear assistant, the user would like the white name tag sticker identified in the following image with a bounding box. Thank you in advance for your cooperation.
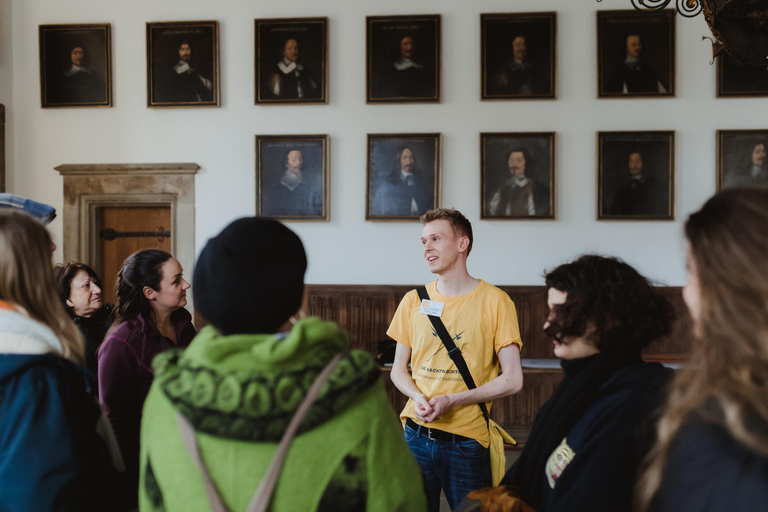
[420,299,445,317]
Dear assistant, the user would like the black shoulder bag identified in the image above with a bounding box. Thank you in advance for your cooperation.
[416,286,516,486]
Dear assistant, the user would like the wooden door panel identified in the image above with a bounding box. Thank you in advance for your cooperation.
[98,206,171,303]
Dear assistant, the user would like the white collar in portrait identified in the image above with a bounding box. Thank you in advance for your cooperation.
[174,61,192,74]
[509,176,530,188]
[280,171,302,191]
[64,64,91,77]
[278,59,303,75]
[394,58,423,71]
[623,55,641,69]
[508,59,531,71]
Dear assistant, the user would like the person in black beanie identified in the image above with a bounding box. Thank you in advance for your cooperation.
[138,217,427,512]
[490,255,674,512]
[192,217,308,334]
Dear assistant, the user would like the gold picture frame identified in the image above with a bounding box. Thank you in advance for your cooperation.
[366,15,441,104]
[597,10,675,99]
[366,133,442,221]
[480,132,557,220]
[481,12,557,101]
[39,23,112,108]
[255,17,328,105]
[597,130,675,221]
[717,56,768,97]
[255,134,330,221]
[146,20,220,108]
[717,129,768,191]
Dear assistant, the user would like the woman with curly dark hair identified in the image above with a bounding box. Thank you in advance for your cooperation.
[494,255,674,512]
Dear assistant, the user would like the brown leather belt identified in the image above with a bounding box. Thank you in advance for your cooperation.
[406,418,473,443]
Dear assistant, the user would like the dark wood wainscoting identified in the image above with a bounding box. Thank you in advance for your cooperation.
[301,284,692,361]
[195,284,691,444]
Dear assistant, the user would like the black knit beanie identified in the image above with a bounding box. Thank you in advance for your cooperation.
[194,217,307,335]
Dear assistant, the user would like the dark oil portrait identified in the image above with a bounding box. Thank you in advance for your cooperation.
[718,130,768,191]
[481,12,556,100]
[147,21,220,108]
[39,24,111,108]
[597,10,675,98]
[255,17,327,104]
[598,131,675,221]
[717,55,768,97]
[256,135,329,221]
[367,134,441,221]
[366,15,441,103]
[481,132,556,220]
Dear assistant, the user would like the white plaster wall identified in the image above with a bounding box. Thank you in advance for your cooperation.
[1,0,13,189]
[8,0,767,286]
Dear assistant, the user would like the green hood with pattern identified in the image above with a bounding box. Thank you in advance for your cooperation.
[152,317,380,442]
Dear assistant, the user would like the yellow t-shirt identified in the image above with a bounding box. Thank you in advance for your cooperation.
[387,279,522,447]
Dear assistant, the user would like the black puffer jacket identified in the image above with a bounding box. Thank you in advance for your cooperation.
[72,304,113,385]
[508,359,672,512]
[652,417,768,512]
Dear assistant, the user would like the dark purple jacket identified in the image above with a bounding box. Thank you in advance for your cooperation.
[98,309,195,508]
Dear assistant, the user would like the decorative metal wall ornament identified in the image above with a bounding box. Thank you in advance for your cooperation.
[598,0,702,17]
[601,0,768,66]
[636,0,701,17]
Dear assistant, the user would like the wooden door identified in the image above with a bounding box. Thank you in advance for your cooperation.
[97,206,172,304]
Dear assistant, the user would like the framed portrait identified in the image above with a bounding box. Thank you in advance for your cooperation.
[366,133,441,221]
[256,134,329,221]
[481,12,557,100]
[366,15,441,104]
[146,21,220,108]
[717,56,768,97]
[480,132,556,220]
[38,24,112,108]
[597,10,675,98]
[717,130,768,191]
[597,131,675,221]
[255,17,328,105]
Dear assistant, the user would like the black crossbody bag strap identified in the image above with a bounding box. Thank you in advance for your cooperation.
[416,286,490,424]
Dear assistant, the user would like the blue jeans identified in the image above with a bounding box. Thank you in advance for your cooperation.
[404,423,491,512]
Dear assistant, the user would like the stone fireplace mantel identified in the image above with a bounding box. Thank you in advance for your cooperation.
[55,162,198,308]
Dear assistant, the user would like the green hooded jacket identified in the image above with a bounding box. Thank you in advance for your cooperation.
[139,317,426,511]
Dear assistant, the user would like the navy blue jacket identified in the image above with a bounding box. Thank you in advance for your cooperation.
[652,420,768,512]
[0,353,125,511]
[538,362,671,512]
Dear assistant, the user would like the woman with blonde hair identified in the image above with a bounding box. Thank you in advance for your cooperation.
[0,210,125,510]
[638,187,768,511]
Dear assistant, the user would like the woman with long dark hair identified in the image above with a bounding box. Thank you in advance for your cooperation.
[638,188,768,511]
[0,210,124,510]
[99,249,195,509]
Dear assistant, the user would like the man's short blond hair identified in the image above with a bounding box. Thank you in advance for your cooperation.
[421,208,473,256]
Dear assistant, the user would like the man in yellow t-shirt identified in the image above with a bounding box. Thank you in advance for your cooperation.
[388,208,524,511]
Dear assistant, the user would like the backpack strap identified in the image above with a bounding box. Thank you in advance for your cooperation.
[177,353,344,512]
[416,286,490,424]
